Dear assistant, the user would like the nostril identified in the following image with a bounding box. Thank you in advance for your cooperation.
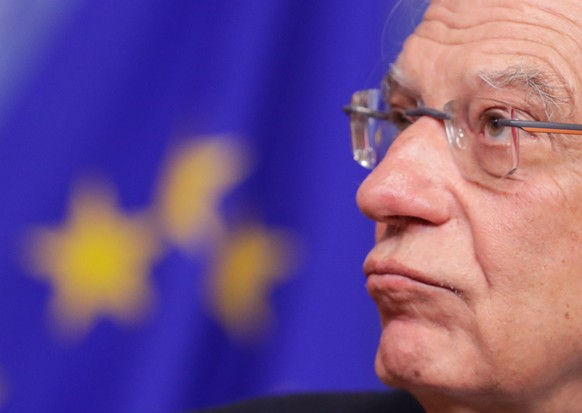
[385,216,407,237]
[356,161,452,227]
[384,215,436,236]
[355,115,455,227]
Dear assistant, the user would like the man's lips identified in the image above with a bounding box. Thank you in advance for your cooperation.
[363,258,461,296]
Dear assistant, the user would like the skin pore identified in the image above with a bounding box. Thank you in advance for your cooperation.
[357,1,582,412]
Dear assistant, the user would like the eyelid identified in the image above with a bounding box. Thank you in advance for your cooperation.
[387,90,420,111]
[470,101,512,121]
[512,107,537,121]
[480,107,512,121]
[478,96,540,121]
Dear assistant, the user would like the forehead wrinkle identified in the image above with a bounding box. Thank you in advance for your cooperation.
[477,65,572,119]
[418,16,578,56]
[525,2,582,54]
[424,0,582,38]
[421,0,582,67]
[403,25,578,118]
[416,2,582,99]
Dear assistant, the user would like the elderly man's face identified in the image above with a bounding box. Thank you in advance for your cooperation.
[357,0,582,410]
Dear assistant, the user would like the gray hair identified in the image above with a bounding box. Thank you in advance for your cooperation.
[478,66,572,120]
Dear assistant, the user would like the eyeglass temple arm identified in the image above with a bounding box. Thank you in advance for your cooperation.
[405,107,451,121]
[497,119,582,135]
[342,105,452,121]
[342,105,391,119]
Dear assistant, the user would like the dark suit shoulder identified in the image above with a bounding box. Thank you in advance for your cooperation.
[195,391,425,413]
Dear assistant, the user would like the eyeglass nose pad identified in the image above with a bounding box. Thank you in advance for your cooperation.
[455,128,467,150]
[444,118,467,151]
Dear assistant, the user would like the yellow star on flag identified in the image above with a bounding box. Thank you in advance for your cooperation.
[154,136,297,341]
[26,180,160,339]
[156,137,249,251]
[208,224,294,341]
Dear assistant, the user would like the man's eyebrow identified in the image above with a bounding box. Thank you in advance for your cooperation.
[478,66,572,118]
[382,64,421,101]
[384,64,571,119]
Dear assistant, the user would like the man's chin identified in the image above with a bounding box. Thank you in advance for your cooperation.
[375,351,438,392]
[373,317,482,392]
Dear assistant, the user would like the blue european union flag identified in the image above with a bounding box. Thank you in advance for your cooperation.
[0,1,417,412]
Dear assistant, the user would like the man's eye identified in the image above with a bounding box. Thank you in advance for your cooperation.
[480,111,513,142]
[388,109,413,132]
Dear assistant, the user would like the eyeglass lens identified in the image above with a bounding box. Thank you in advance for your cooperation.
[347,90,520,180]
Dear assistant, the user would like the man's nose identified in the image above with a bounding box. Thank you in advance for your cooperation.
[356,117,455,226]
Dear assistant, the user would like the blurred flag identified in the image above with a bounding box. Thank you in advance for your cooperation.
[0,1,419,412]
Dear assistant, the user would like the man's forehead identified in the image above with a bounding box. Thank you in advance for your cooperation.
[385,63,572,122]
[386,63,571,103]
[401,0,582,95]
[426,0,582,18]
[385,0,581,118]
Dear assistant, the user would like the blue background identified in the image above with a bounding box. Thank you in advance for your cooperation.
[0,1,423,412]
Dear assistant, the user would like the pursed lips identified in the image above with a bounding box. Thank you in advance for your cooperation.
[363,257,462,296]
